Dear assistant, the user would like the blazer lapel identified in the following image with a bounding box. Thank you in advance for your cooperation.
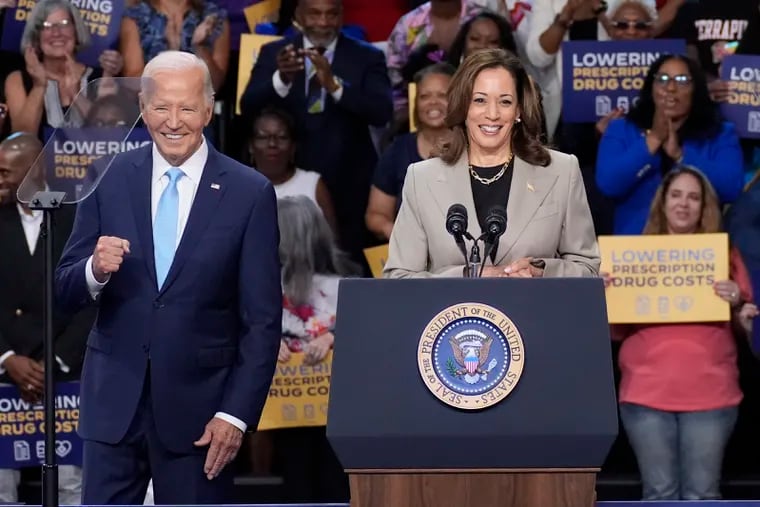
[128,149,157,288]
[158,147,227,295]
[494,157,558,264]
[430,155,483,240]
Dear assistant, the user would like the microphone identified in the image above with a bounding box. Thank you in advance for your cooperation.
[479,206,508,277]
[446,204,469,265]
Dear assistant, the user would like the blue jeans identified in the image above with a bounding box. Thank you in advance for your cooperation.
[619,403,738,500]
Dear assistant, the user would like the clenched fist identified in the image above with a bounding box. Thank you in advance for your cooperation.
[92,236,130,283]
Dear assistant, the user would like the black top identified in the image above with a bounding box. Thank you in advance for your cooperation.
[372,132,423,208]
[469,158,514,262]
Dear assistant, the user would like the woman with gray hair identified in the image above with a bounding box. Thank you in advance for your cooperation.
[3,0,123,137]
[271,194,355,503]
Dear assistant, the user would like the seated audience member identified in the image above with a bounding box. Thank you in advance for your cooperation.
[446,11,517,66]
[365,63,454,241]
[273,195,358,504]
[240,0,392,267]
[249,107,337,232]
[603,166,752,501]
[386,0,482,122]
[120,0,230,91]
[4,0,123,137]
[596,54,743,235]
[0,133,94,504]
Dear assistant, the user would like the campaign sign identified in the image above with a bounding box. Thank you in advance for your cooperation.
[1,0,124,68]
[562,39,686,122]
[0,382,82,468]
[720,55,760,139]
[41,126,151,203]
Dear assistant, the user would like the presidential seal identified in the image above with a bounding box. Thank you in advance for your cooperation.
[417,303,524,410]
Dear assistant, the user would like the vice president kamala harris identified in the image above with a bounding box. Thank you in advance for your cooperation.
[383,49,600,279]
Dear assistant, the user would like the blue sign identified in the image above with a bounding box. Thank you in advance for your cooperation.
[40,126,151,203]
[0,382,82,468]
[561,39,687,123]
[720,55,760,139]
[1,0,124,68]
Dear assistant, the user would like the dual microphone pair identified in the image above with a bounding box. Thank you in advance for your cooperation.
[445,204,507,278]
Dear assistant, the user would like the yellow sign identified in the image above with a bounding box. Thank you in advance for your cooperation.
[243,0,281,32]
[257,351,331,430]
[236,33,282,115]
[599,233,730,323]
[417,303,524,410]
[408,83,417,132]
[363,243,389,278]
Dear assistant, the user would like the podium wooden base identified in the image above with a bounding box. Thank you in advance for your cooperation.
[347,468,599,507]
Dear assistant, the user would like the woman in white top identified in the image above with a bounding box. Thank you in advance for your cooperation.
[249,107,338,232]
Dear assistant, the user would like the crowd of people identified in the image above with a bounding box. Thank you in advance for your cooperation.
[0,0,759,504]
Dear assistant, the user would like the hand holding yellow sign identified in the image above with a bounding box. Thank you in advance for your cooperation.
[599,233,729,323]
[363,244,389,278]
[258,350,332,431]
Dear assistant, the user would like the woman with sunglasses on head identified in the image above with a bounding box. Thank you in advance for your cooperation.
[596,54,744,235]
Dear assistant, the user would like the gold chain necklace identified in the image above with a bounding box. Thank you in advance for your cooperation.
[469,155,513,185]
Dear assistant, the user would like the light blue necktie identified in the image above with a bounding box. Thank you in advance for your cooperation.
[153,167,183,289]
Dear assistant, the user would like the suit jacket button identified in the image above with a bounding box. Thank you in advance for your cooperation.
[14,308,22,317]
[153,301,162,309]
[142,345,149,353]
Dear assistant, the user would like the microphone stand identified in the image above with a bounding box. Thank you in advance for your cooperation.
[464,233,481,278]
[28,190,65,507]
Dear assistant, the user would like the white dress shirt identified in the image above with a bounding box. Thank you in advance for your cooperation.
[272,35,344,102]
[84,139,248,433]
[0,205,70,374]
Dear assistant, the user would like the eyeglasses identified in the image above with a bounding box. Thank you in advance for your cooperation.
[41,19,73,31]
[653,74,693,87]
[91,119,127,127]
[252,134,291,145]
[611,20,652,30]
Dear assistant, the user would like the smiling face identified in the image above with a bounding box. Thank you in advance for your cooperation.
[465,66,519,155]
[664,172,703,234]
[609,3,653,41]
[140,67,213,167]
[38,8,76,58]
[416,72,450,130]
[250,114,294,178]
[653,57,694,121]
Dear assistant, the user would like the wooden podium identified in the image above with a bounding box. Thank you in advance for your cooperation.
[327,279,618,507]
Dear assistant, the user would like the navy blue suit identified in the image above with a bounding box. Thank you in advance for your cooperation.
[240,33,393,260]
[55,143,282,504]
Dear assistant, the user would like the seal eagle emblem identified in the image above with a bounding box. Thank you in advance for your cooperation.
[417,302,525,410]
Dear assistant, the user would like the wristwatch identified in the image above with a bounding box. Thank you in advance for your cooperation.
[554,14,573,29]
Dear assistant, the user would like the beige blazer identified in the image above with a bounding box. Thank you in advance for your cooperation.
[382,149,600,278]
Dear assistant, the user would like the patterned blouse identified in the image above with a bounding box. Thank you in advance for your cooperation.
[124,0,227,63]
[386,0,482,112]
[282,274,340,352]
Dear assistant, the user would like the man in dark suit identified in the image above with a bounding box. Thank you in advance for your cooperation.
[55,52,282,504]
[0,132,93,504]
[240,0,393,264]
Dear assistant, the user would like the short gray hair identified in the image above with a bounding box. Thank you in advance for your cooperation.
[277,195,358,305]
[21,0,91,53]
[141,51,214,104]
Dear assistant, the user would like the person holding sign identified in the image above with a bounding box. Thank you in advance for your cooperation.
[55,51,282,504]
[268,194,358,503]
[596,54,744,235]
[366,63,455,241]
[383,48,599,279]
[3,0,123,138]
[603,166,752,501]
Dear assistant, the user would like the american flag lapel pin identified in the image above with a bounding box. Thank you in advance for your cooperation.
[210,183,220,190]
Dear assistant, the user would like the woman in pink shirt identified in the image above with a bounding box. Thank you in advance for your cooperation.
[605,165,753,501]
